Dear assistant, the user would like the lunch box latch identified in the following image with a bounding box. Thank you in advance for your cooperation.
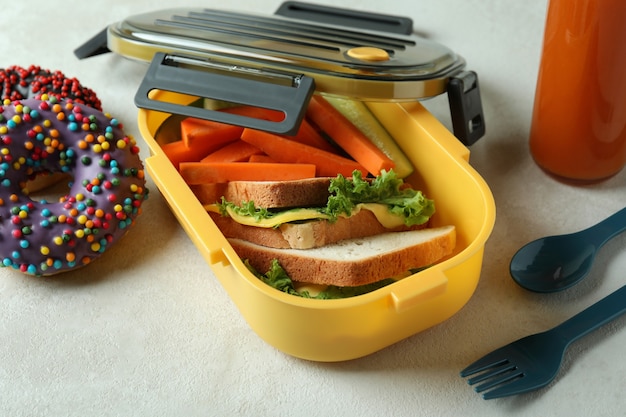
[134,52,315,136]
[447,71,485,146]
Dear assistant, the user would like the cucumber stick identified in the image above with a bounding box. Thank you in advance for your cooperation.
[323,96,414,178]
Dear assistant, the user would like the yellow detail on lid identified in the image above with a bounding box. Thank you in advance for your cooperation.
[347,47,390,62]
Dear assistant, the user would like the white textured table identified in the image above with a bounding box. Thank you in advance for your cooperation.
[1,1,625,416]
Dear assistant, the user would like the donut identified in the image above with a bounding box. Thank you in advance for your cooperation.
[0,65,101,110]
[0,96,148,276]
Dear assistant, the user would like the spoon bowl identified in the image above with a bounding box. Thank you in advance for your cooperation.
[510,207,626,293]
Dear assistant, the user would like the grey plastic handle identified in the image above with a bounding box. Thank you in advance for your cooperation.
[275,1,414,35]
[134,52,316,136]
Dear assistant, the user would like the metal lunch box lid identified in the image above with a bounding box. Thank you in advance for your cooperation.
[75,2,484,144]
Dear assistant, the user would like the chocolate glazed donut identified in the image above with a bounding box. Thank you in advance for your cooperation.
[0,97,148,276]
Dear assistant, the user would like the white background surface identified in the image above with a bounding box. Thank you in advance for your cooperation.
[2,1,626,416]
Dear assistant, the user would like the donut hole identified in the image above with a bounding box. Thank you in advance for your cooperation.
[25,172,73,202]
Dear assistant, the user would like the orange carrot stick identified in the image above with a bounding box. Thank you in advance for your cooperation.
[179,162,317,184]
[161,140,206,169]
[284,119,338,153]
[305,95,395,176]
[240,128,365,177]
[247,154,276,163]
[180,117,243,150]
[222,106,336,152]
[220,105,285,122]
[200,140,263,163]
[189,183,228,205]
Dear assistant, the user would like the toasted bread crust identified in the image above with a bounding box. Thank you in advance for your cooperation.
[190,177,332,207]
[228,226,456,287]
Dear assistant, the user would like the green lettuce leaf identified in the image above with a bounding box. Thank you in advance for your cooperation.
[245,259,395,299]
[217,200,273,221]
[326,170,434,226]
[218,169,435,227]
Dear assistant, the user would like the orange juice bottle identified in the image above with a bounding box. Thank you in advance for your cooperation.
[529,0,626,183]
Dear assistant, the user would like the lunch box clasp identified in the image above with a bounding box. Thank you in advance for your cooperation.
[134,52,316,136]
[447,71,485,146]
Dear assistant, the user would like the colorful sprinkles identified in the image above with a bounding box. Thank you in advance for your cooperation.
[0,96,147,276]
[0,65,101,110]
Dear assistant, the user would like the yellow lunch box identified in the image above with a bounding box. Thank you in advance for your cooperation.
[78,2,496,361]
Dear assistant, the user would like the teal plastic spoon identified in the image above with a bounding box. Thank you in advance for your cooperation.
[510,207,626,293]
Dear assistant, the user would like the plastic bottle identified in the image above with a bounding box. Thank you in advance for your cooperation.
[529,0,626,183]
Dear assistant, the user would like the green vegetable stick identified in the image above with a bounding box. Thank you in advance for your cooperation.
[323,96,414,178]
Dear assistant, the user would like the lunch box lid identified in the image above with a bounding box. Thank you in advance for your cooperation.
[76,2,485,144]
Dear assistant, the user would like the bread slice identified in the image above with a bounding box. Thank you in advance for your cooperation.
[229,225,456,287]
[190,177,332,207]
[209,209,427,249]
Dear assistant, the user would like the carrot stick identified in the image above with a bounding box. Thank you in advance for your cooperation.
[220,105,285,122]
[305,95,395,176]
[189,183,228,205]
[240,128,365,177]
[200,140,263,163]
[284,119,338,153]
[180,117,243,150]
[222,106,336,152]
[179,162,317,184]
[161,140,206,169]
[247,154,276,163]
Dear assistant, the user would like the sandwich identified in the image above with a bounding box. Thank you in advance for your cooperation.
[197,169,456,298]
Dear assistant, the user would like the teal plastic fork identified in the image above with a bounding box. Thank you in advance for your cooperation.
[460,285,626,399]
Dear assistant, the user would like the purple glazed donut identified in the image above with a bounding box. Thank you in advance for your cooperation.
[0,65,102,110]
[0,96,148,276]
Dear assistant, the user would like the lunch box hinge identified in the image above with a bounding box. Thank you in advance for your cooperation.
[74,27,111,59]
[447,71,485,146]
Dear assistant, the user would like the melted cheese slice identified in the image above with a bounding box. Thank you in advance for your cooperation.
[205,203,406,229]
[356,203,405,228]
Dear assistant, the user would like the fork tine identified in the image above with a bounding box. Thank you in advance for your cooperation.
[474,369,524,393]
[461,351,530,399]
[479,375,537,400]
[466,361,517,384]
[460,355,508,377]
